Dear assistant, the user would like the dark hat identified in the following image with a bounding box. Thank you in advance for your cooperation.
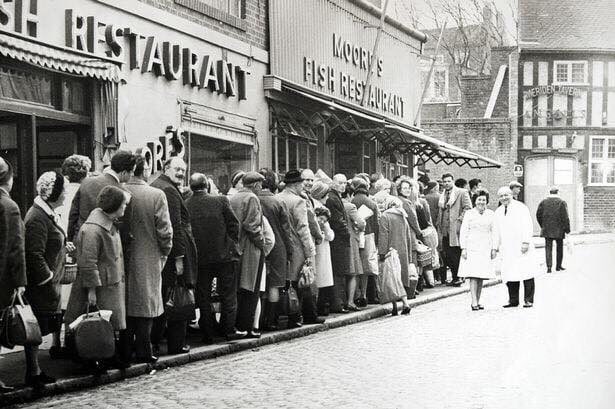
[242,171,265,186]
[351,177,368,190]
[509,181,523,188]
[549,186,559,194]
[418,174,430,185]
[97,185,127,213]
[426,181,438,191]
[284,169,303,184]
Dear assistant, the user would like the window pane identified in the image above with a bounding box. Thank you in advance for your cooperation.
[607,165,615,184]
[309,144,317,170]
[592,138,605,158]
[299,142,308,169]
[556,63,568,82]
[608,139,615,158]
[590,163,604,183]
[571,63,585,83]
[0,65,53,106]
[434,71,446,97]
[288,139,297,169]
[277,137,287,173]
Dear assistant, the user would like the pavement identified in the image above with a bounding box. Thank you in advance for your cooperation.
[1,232,613,407]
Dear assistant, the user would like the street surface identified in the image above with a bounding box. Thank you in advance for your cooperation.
[14,242,615,409]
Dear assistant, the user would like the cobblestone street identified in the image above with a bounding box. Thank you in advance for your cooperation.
[12,242,615,409]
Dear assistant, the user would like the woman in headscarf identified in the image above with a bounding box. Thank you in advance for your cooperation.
[24,171,70,387]
[310,180,335,315]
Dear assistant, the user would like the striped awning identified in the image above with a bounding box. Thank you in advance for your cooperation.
[0,32,120,82]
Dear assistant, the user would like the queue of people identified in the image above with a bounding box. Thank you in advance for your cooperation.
[0,148,560,392]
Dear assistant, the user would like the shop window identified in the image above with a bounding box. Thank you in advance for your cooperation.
[190,135,252,194]
[273,135,318,174]
[554,61,588,85]
[589,136,615,185]
[0,64,53,107]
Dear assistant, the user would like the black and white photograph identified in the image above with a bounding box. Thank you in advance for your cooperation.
[1,0,614,407]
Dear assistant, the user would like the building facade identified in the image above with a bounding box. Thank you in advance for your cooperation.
[518,0,615,232]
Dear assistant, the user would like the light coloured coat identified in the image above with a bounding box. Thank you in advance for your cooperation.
[494,200,538,282]
[124,178,173,318]
[437,186,472,247]
[378,208,413,286]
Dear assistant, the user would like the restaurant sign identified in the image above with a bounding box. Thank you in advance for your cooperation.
[0,1,248,99]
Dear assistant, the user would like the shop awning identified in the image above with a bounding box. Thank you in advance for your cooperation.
[0,33,120,82]
[267,79,503,169]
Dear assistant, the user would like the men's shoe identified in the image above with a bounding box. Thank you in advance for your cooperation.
[135,355,159,364]
[304,317,325,324]
[523,302,533,308]
[401,306,411,315]
[152,344,160,356]
[547,267,552,273]
[503,303,519,308]
[246,329,261,339]
[451,279,463,287]
[288,321,303,329]
[226,330,247,341]
[25,372,56,388]
[168,345,190,355]
[556,266,566,271]
[355,297,368,307]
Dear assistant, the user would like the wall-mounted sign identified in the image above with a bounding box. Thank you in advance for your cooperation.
[523,84,582,99]
[524,109,586,120]
[513,164,523,178]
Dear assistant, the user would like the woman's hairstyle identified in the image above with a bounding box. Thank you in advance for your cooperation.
[314,206,331,220]
[475,189,490,203]
[342,183,355,199]
[259,168,278,193]
[396,176,412,197]
[61,154,92,183]
[97,185,127,213]
[36,171,65,203]
[374,178,391,192]
[311,180,330,200]
[230,170,246,188]
[384,196,403,210]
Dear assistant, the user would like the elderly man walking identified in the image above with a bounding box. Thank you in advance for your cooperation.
[186,173,244,342]
[495,187,537,308]
[151,157,197,355]
[536,187,571,273]
[229,172,267,337]
[124,155,173,363]
[278,170,323,325]
[437,173,471,287]
[326,173,351,312]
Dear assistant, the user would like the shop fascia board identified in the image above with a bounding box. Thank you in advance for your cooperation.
[93,0,269,64]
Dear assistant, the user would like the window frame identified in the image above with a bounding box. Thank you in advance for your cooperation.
[588,135,615,186]
[553,60,588,86]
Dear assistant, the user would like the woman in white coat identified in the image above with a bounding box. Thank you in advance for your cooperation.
[458,190,498,310]
[495,187,538,308]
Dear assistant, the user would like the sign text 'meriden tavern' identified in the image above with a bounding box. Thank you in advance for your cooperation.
[64,10,248,99]
[302,33,405,118]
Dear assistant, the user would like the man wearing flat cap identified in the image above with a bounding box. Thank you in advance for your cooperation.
[277,170,323,325]
[509,181,523,202]
[229,171,267,337]
[536,186,570,273]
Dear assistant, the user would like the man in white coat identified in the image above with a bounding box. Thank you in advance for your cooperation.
[495,187,537,308]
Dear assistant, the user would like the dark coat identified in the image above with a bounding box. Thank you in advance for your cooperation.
[305,193,323,246]
[257,190,293,287]
[65,208,126,330]
[0,188,27,309]
[67,172,120,241]
[425,192,441,231]
[24,202,66,315]
[185,190,239,264]
[351,189,380,242]
[536,196,571,239]
[326,190,350,275]
[151,174,197,287]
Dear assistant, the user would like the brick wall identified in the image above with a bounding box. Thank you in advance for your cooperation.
[583,187,615,231]
[421,118,517,210]
[138,0,268,49]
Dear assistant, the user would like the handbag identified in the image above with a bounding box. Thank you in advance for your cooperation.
[279,285,300,316]
[297,263,315,289]
[164,281,196,321]
[377,249,405,304]
[0,292,42,348]
[61,264,78,285]
[415,241,433,268]
[73,305,115,360]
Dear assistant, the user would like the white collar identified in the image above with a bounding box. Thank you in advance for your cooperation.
[104,168,121,183]
[34,196,57,218]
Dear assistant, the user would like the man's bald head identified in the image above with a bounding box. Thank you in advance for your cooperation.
[332,173,347,194]
[190,173,209,192]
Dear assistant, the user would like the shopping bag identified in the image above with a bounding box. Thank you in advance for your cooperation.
[165,283,196,321]
[279,285,300,316]
[415,241,432,267]
[377,249,406,304]
[73,306,115,360]
[423,269,435,287]
[0,292,42,348]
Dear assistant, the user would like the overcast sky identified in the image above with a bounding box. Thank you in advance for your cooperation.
[389,0,518,42]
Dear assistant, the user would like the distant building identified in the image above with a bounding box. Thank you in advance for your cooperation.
[517,0,615,232]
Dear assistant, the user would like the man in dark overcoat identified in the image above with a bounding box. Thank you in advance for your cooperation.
[185,173,244,343]
[0,158,26,393]
[326,173,351,312]
[536,186,571,273]
[150,157,197,354]
[66,150,135,241]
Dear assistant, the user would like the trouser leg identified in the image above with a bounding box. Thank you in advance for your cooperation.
[196,265,216,339]
[545,238,554,268]
[150,314,166,347]
[523,278,535,303]
[166,319,187,352]
[555,239,564,269]
[506,281,520,305]
[300,285,318,321]
[317,286,333,314]
[366,275,380,303]
[331,274,346,311]
[128,317,153,359]
[217,262,238,335]
[236,289,259,332]
[447,244,461,281]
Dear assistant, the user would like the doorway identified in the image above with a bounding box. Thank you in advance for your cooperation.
[524,155,578,235]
